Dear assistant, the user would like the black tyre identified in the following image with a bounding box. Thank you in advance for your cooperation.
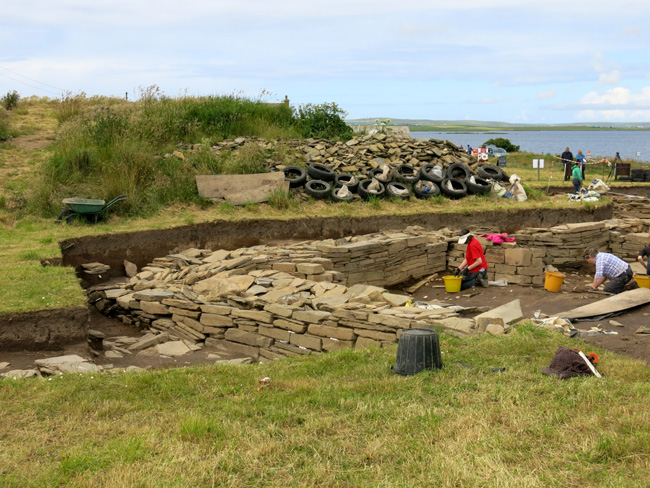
[331,184,355,203]
[420,163,445,184]
[304,180,331,199]
[357,178,386,200]
[395,164,420,184]
[466,177,492,195]
[477,165,506,181]
[307,163,336,182]
[367,168,393,184]
[334,173,359,193]
[413,180,441,199]
[446,162,471,181]
[440,178,468,199]
[386,182,411,199]
[283,166,307,188]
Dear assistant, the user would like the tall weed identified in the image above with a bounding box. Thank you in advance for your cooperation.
[30,94,350,217]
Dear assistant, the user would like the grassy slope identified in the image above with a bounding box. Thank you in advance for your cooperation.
[1,325,649,487]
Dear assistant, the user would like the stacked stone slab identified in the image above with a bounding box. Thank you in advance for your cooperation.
[89,228,470,358]
[446,238,545,286]
[609,232,650,260]
[314,232,448,286]
[177,132,480,177]
[513,222,609,268]
[95,275,476,360]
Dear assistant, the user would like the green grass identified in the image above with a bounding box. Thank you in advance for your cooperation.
[1,324,649,487]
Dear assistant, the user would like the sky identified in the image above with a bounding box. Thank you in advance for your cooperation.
[1,0,650,124]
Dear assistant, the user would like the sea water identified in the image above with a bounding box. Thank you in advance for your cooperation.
[412,130,650,162]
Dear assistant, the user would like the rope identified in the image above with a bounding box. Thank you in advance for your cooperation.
[553,156,611,166]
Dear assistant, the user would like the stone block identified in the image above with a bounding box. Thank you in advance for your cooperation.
[296,263,325,274]
[140,301,170,315]
[321,337,354,351]
[231,309,274,323]
[213,339,259,359]
[307,324,356,341]
[273,319,308,334]
[353,328,396,342]
[200,304,233,315]
[200,313,234,327]
[292,310,331,323]
[290,333,322,351]
[505,248,532,266]
[263,303,295,317]
[272,262,296,273]
[224,328,273,348]
[259,326,292,342]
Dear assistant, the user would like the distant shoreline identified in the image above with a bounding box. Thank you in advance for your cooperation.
[408,125,650,132]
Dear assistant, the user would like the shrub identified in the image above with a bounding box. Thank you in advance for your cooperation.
[1,90,20,110]
[483,137,520,152]
[0,107,9,141]
[295,102,353,140]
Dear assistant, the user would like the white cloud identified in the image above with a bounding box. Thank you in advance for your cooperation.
[598,70,621,85]
[581,87,631,105]
[536,89,556,100]
[577,109,650,121]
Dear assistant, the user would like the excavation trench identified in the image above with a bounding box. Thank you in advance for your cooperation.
[3,205,615,356]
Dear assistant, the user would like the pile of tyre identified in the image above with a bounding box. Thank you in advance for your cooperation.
[629,168,650,183]
[282,163,510,202]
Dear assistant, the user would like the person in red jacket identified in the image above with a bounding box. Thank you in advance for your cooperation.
[453,229,489,290]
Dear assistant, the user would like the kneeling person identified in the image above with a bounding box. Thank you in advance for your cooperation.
[584,248,637,294]
[454,229,488,290]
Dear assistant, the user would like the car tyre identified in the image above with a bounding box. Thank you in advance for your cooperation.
[283,166,307,188]
[357,178,386,199]
[305,180,331,199]
[307,163,336,182]
[440,178,468,199]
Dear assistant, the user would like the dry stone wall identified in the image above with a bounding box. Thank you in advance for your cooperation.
[91,228,471,359]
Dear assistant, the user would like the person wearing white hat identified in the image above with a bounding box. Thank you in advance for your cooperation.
[453,229,489,290]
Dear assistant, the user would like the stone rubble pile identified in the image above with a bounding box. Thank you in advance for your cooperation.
[180,132,478,176]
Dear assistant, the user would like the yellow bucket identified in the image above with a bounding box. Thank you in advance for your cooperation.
[544,271,565,292]
[634,275,650,288]
[443,275,462,293]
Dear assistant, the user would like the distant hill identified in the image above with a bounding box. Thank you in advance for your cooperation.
[347,118,650,129]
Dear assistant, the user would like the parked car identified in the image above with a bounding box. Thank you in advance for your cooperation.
[485,145,508,157]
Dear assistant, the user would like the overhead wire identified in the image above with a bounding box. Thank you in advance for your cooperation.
[0,65,65,96]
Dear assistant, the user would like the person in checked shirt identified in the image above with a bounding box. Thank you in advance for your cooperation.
[584,248,638,294]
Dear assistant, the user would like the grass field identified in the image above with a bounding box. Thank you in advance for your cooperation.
[2,324,649,487]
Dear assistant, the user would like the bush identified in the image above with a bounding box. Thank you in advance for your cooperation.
[1,90,20,111]
[295,102,353,140]
[483,137,520,152]
[0,107,9,141]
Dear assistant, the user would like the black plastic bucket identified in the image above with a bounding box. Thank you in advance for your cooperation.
[393,328,443,375]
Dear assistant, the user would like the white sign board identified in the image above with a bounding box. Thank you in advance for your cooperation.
[533,159,545,169]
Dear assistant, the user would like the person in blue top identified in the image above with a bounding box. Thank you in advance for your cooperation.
[575,150,586,180]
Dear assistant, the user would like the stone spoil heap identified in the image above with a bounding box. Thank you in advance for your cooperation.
[182,132,479,176]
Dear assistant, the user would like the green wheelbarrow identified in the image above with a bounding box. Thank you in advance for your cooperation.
[55,195,127,224]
